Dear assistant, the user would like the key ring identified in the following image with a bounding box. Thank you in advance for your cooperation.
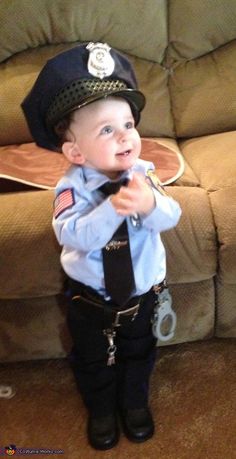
[152,288,177,341]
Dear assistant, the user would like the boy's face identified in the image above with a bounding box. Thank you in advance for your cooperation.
[62,97,141,179]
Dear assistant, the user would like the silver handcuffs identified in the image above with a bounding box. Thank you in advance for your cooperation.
[152,286,177,341]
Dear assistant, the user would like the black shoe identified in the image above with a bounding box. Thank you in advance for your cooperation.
[87,413,120,450]
[121,407,154,443]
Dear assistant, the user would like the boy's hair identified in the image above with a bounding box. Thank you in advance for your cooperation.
[22,42,145,152]
[54,113,74,148]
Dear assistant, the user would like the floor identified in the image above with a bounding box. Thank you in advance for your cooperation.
[0,338,236,459]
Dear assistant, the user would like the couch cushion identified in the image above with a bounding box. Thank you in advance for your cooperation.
[0,0,167,64]
[210,187,236,284]
[179,131,236,192]
[169,41,236,138]
[162,186,217,284]
[0,295,70,362]
[216,282,236,338]
[0,138,184,191]
[0,0,174,141]
[0,190,64,299]
[168,0,236,137]
[0,44,74,146]
[168,0,236,63]
[164,280,215,345]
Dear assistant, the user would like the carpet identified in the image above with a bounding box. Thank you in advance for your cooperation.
[0,338,235,459]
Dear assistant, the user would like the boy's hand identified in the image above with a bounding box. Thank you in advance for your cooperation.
[111,173,155,216]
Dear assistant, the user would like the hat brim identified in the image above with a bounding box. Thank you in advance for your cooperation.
[51,88,146,128]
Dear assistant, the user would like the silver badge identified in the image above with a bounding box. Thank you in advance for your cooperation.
[86,42,115,79]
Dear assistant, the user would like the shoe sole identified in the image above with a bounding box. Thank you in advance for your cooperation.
[123,428,154,443]
[89,435,120,451]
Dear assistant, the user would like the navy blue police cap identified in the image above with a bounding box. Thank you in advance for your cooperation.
[21,42,146,151]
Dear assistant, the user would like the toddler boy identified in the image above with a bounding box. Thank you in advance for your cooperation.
[22,42,181,450]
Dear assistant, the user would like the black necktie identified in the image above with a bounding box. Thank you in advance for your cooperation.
[100,180,136,307]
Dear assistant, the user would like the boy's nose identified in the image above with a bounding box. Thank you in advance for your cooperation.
[118,129,129,142]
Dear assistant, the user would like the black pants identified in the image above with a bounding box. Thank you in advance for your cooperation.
[67,282,158,417]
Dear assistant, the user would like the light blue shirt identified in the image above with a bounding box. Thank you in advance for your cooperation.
[52,159,181,298]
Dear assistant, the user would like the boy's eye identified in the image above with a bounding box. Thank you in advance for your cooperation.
[101,125,113,135]
[125,121,134,129]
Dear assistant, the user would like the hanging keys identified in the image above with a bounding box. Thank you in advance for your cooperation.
[107,345,117,366]
[103,329,117,366]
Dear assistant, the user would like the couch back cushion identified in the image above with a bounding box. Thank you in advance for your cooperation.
[2,0,236,144]
[168,0,236,138]
[0,0,175,145]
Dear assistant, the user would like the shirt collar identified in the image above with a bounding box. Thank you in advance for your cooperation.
[81,159,154,192]
[82,166,131,192]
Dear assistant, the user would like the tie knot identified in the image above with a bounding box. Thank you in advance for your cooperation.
[99,178,128,196]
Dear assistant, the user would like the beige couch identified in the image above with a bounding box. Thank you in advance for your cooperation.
[0,0,236,362]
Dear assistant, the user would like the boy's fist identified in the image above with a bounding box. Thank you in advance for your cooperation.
[111,173,155,216]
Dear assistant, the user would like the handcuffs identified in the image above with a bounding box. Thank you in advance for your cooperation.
[152,284,177,341]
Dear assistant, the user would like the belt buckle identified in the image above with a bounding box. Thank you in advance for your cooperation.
[113,304,140,327]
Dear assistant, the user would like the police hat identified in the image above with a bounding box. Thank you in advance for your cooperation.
[21,42,146,151]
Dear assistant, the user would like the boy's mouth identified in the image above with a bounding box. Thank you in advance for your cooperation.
[116,149,131,157]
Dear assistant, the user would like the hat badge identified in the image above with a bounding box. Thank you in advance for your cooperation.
[86,42,115,79]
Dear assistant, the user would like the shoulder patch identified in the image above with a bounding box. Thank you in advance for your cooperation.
[146,170,168,196]
[54,188,75,218]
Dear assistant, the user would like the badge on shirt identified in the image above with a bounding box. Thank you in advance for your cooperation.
[146,170,168,196]
[54,189,75,218]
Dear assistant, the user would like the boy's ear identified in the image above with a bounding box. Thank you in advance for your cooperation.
[62,141,85,165]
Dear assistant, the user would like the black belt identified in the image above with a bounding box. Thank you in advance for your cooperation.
[68,278,166,366]
[69,279,140,328]
[68,278,165,329]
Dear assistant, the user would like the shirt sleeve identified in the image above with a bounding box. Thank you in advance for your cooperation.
[53,191,124,251]
[142,189,182,232]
